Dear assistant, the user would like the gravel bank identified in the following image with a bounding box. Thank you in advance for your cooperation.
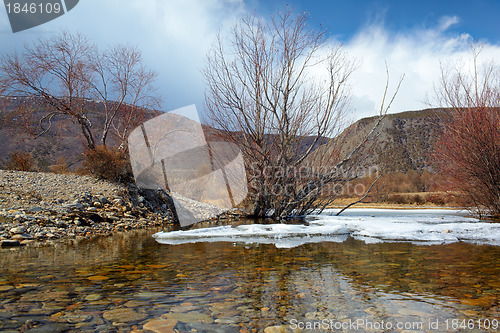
[0,170,175,246]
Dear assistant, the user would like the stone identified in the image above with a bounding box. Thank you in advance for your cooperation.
[87,275,109,281]
[41,302,66,311]
[102,308,148,323]
[305,311,329,320]
[142,319,178,333]
[75,322,93,329]
[10,226,26,234]
[175,322,240,333]
[214,316,246,324]
[12,233,32,240]
[264,325,293,333]
[99,196,109,204]
[364,308,378,316]
[173,290,208,298]
[113,198,124,205]
[0,285,14,291]
[24,323,71,333]
[163,311,213,324]
[63,203,83,209]
[397,308,432,317]
[124,300,149,308]
[85,293,102,301]
[134,291,165,299]
[1,240,22,247]
[62,314,93,323]
[170,304,201,313]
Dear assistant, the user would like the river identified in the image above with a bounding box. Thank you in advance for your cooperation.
[0,209,499,332]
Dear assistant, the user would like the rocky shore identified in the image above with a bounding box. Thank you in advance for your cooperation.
[0,170,176,247]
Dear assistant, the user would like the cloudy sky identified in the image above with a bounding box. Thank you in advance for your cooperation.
[1,0,499,120]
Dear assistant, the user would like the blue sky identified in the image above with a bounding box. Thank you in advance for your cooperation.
[258,0,500,43]
[1,0,499,120]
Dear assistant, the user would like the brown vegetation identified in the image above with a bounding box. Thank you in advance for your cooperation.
[81,145,132,182]
[48,157,71,174]
[330,169,467,208]
[5,151,35,172]
[383,191,464,206]
[433,44,500,217]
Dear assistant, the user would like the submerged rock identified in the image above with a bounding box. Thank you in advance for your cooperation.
[163,311,213,324]
[264,325,293,333]
[142,319,178,333]
[23,323,71,333]
[102,308,148,323]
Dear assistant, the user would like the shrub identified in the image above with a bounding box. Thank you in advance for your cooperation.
[6,151,35,172]
[82,146,132,183]
[425,193,446,206]
[412,194,424,205]
[387,194,407,205]
[48,157,71,174]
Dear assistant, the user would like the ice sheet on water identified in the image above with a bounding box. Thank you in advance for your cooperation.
[154,223,349,248]
[153,209,500,248]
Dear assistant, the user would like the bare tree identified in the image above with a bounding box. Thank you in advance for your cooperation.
[434,43,500,217]
[0,31,159,150]
[204,9,401,218]
[90,44,159,147]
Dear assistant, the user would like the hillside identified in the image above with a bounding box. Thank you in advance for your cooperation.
[335,109,447,173]
[0,96,160,170]
[0,96,446,174]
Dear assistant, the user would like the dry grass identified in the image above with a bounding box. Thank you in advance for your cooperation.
[328,191,464,209]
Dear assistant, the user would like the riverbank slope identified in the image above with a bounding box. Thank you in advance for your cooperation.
[0,170,175,247]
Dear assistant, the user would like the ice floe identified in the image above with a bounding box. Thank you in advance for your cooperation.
[153,209,500,248]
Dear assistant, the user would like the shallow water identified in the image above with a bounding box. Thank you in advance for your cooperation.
[0,215,499,332]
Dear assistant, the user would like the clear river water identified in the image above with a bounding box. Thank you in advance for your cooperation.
[0,209,499,332]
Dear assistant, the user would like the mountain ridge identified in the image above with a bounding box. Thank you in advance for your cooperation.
[0,96,445,173]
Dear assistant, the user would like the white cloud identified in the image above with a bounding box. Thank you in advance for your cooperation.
[438,15,460,32]
[2,4,500,123]
[341,17,500,120]
[0,0,246,110]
